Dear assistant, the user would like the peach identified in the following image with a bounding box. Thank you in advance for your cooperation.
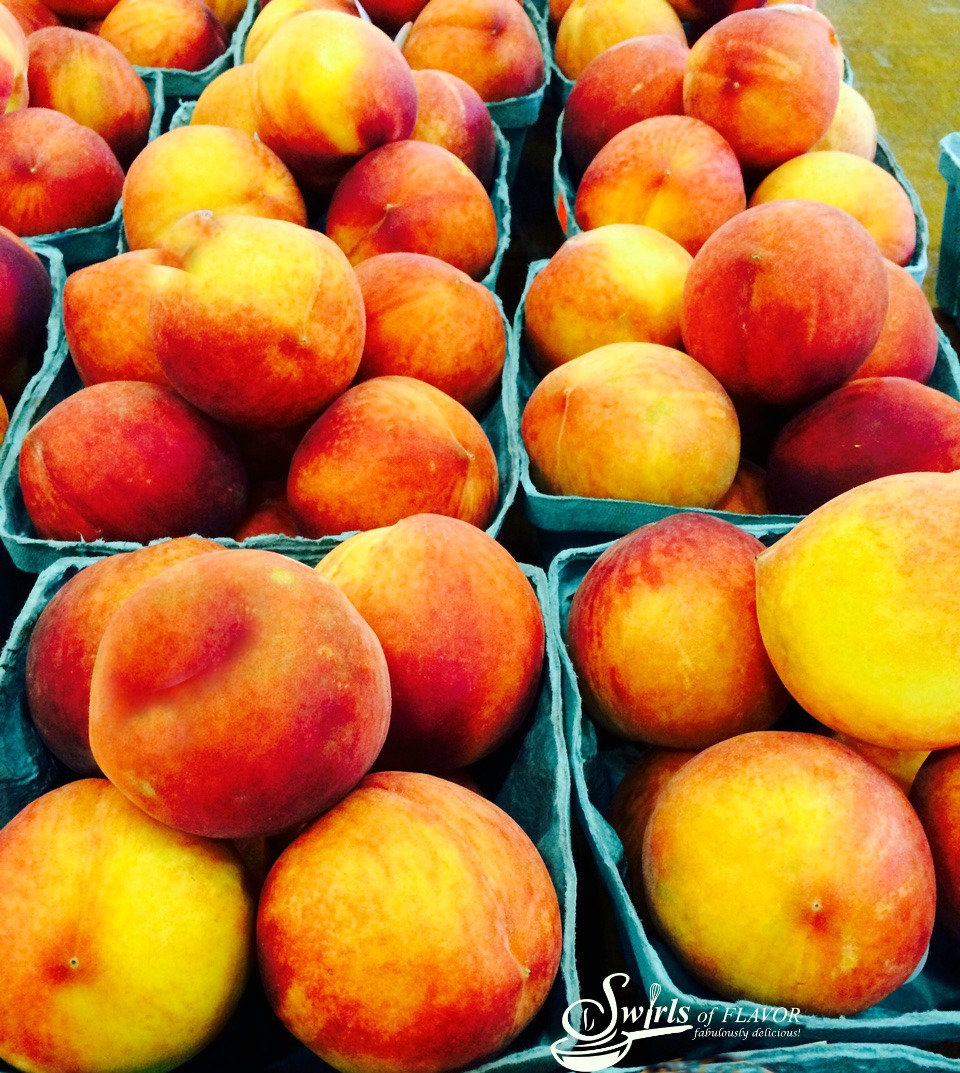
[683,8,840,171]
[755,471,960,750]
[410,69,496,186]
[680,200,889,405]
[713,458,769,514]
[190,63,258,134]
[89,549,391,838]
[244,0,357,62]
[750,150,918,266]
[560,35,687,174]
[523,225,692,374]
[98,0,227,71]
[26,537,223,774]
[912,750,960,943]
[521,342,740,505]
[27,28,153,169]
[765,377,960,515]
[40,0,119,21]
[568,514,788,747]
[555,0,684,81]
[19,380,248,542]
[0,224,52,403]
[253,11,416,189]
[851,261,938,382]
[0,780,253,1073]
[205,0,246,32]
[317,514,544,770]
[150,212,365,430]
[832,732,928,796]
[811,81,877,159]
[402,0,544,102]
[258,771,562,1073]
[360,0,428,32]
[3,0,61,35]
[0,108,123,237]
[121,125,306,250]
[574,116,746,255]
[232,481,300,538]
[354,252,505,412]
[644,732,935,1014]
[326,141,498,279]
[0,2,28,113]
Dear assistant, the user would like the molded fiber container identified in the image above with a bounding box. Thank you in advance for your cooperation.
[937,132,960,320]
[622,1044,960,1072]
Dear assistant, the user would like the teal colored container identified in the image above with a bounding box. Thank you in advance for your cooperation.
[625,1044,960,1072]
[937,132,960,320]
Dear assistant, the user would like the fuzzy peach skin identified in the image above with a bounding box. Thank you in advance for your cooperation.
[555,0,684,81]
[831,733,928,796]
[253,11,416,189]
[326,141,498,279]
[574,116,746,256]
[190,64,258,134]
[750,151,917,266]
[258,771,562,1073]
[851,261,938,382]
[521,342,740,505]
[317,514,544,771]
[912,750,960,943]
[232,480,300,539]
[568,513,788,747]
[410,69,496,186]
[98,0,226,71]
[810,81,876,158]
[714,458,769,514]
[0,108,123,237]
[683,8,840,171]
[122,125,306,250]
[765,377,960,515]
[27,28,152,168]
[288,376,499,536]
[150,212,365,430]
[354,252,505,413]
[402,0,544,103]
[89,549,391,838]
[3,0,61,35]
[755,471,960,750]
[19,380,248,542]
[244,0,357,62]
[680,201,889,406]
[0,224,52,403]
[644,732,935,1015]
[0,780,254,1073]
[0,2,28,113]
[524,225,692,374]
[26,537,223,775]
[561,36,687,175]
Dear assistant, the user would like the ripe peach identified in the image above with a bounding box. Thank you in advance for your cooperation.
[713,458,770,514]
[832,732,928,796]
[98,0,227,71]
[555,0,684,81]
[3,0,61,35]
[0,225,52,403]
[232,481,300,538]
[912,750,960,943]
[0,2,28,113]
[410,69,496,186]
[811,81,877,159]
[244,0,358,62]
[851,261,938,382]
[190,64,258,134]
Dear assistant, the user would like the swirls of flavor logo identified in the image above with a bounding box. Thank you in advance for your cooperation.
[551,975,693,1071]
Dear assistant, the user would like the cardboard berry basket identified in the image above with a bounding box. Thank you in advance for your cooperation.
[549,532,960,1049]
[623,1043,960,1073]
[937,132,960,321]
[0,555,579,1073]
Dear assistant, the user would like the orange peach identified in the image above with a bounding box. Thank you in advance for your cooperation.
[258,771,562,1073]
[317,514,544,770]
[243,0,358,62]
[190,64,258,134]
[521,342,740,505]
[89,549,391,838]
[410,68,496,186]
[288,376,499,536]
[912,749,960,943]
[714,458,769,514]
[811,81,877,158]
[523,225,692,374]
[832,732,928,796]
[354,252,505,412]
[2,0,61,34]
[574,115,746,255]
[851,261,938,382]
[326,140,498,278]
[232,481,300,538]
[121,125,306,250]
[0,2,28,113]
[555,0,684,81]
[26,537,223,774]
[19,381,248,542]
[0,224,52,403]
[98,0,227,71]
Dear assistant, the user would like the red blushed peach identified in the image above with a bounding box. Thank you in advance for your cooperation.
[410,69,496,186]
[19,381,248,542]
[521,342,740,505]
[524,225,692,374]
[26,537,223,775]
[912,750,960,943]
[253,11,416,190]
[288,376,498,536]
[561,36,687,175]
[555,0,684,81]
[1,2,28,112]
[326,141,498,279]
[680,200,889,406]
[765,377,960,515]
[98,0,226,71]
[750,151,918,266]
[0,225,53,403]
[645,732,935,1015]
[122,125,306,250]
[811,81,877,159]
[0,108,123,237]
[683,8,840,171]
[3,0,61,35]
[150,212,365,430]
[89,549,391,838]
[851,261,938,383]
[714,458,769,514]
[244,0,358,62]
[574,116,746,256]
[568,514,788,747]
[27,29,153,169]
[258,772,562,1073]
[402,0,544,103]
[232,481,300,539]
[190,64,258,135]
[832,732,928,796]
[316,514,544,771]
[354,252,505,412]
